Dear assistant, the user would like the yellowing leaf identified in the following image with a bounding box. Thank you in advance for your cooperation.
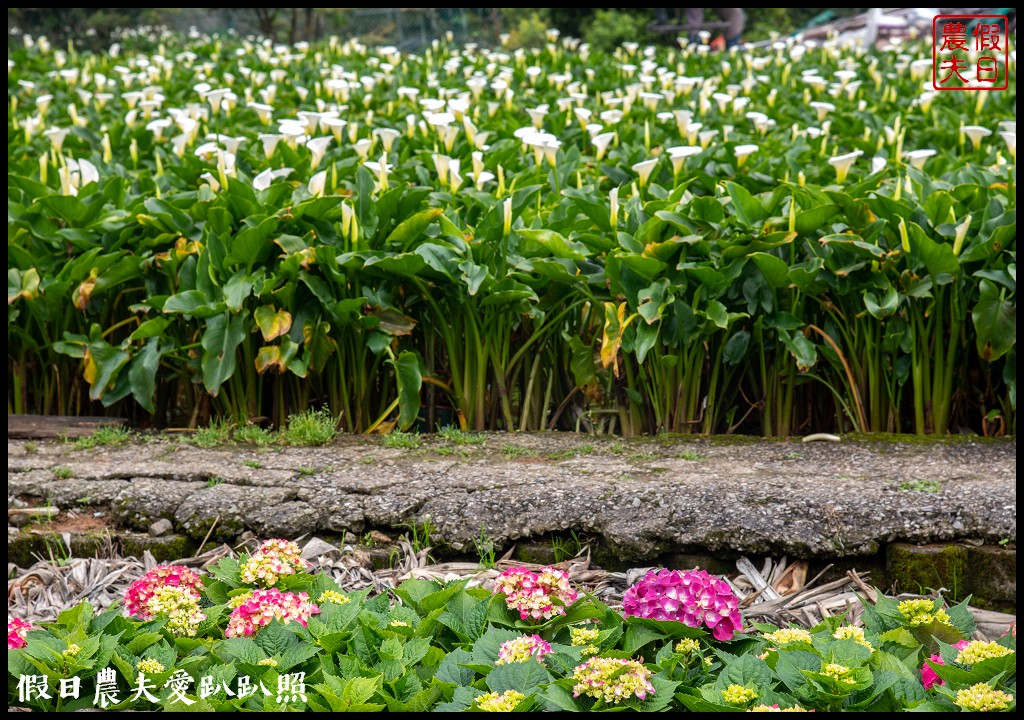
[255,346,281,374]
[254,305,293,342]
[73,267,100,311]
[600,301,637,377]
[83,348,97,385]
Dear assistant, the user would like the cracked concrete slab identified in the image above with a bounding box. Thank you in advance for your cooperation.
[7,434,1015,563]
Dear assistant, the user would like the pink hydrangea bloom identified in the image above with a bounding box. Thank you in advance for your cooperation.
[623,568,743,641]
[497,634,553,664]
[240,539,308,587]
[123,565,204,618]
[493,566,579,621]
[8,618,32,650]
[921,640,971,690]
[224,588,320,637]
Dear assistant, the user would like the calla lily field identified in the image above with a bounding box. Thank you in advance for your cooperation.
[6,26,1016,437]
[6,22,1018,712]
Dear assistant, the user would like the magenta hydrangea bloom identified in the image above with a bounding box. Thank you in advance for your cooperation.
[622,568,743,641]
[921,640,971,690]
[123,565,205,619]
[224,588,320,638]
[8,618,32,650]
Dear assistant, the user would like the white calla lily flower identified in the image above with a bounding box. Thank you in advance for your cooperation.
[308,170,327,197]
[591,132,616,161]
[449,159,464,193]
[809,101,835,122]
[43,127,70,152]
[322,117,347,143]
[666,145,702,175]
[632,157,658,187]
[247,101,274,125]
[353,138,374,161]
[305,136,333,169]
[904,149,937,169]
[962,125,992,150]
[698,129,718,149]
[828,149,863,183]
[998,131,1015,162]
[58,158,99,196]
[258,133,283,160]
[253,167,294,192]
[733,144,759,167]
[363,153,393,192]
[432,154,452,187]
[373,128,400,153]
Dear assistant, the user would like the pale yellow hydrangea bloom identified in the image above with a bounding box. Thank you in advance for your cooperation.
[954,683,1013,712]
[762,627,813,646]
[258,658,278,667]
[820,663,856,684]
[675,638,700,655]
[833,625,873,651]
[136,658,165,674]
[722,684,758,705]
[476,689,525,711]
[317,590,350,605]
[955,640,1013,666]
[897,599,951,627]
[571,627,600,646]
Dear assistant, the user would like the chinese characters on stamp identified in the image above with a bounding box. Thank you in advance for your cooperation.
[933,14,1010,90]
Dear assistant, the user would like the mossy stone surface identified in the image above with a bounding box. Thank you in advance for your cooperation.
[965,545,1017,605]
[886,543,972,602]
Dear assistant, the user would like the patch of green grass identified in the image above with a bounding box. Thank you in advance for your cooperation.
[24,441,39,453]
[618,473,635,482]
[282,407,337,446]
[438,426,486,446]
[192,419,233,448]
[52,466,73,479]
[435,446,471,458]
[551,531,583,563]
[234,423,274,446]
[206,476,224,488]
[242,460,263,469]
[383,432,422,449]
[297,466,319,476]
[898,479,942,493]
[785,451,803,460]
[677,450,704,461]
[501,445,537,459]
[473,526,497,569]
[73,426,132,450]
[608,441,627,454]
[359,456,376,465]
[404,517,437,561]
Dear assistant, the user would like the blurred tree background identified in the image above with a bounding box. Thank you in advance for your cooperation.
[8,7,861,51]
